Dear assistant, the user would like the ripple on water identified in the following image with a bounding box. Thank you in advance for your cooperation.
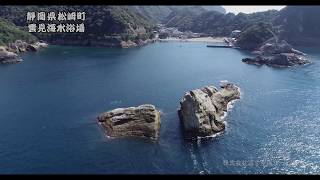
[259,98,320,174]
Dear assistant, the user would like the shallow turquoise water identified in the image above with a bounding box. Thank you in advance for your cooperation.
[0,42,319,174]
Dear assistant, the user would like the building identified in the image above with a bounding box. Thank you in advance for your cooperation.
[231,30,241,38]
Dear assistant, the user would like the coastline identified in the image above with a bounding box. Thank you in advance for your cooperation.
[0,41,48,64]
[158,37,226,43]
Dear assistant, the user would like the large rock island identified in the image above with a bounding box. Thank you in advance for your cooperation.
[242,53,309,67]
[97,104,161,139]
[178,82,240,137]
[233,21,311,67]
[242,40,310,67]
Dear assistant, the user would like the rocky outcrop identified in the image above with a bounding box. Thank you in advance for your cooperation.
[243,40,310,67]
[120,40,138,48]
[97,104,161,139]
[0,46,22,64]
[252,40,305,56]
[178,82,240,137]
[1,40,48,65]
[7,40,48,53]
[120,38,157,48]
[242,53,310,67]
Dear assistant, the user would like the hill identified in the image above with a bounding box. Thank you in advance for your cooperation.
[274,6,320,46]
[0,17,37,46]
[0,6,155,47]
[164,10,278,36]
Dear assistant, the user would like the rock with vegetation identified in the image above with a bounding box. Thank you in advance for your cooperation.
[0,17,47,64]
[253,40,306,56]
[0,17,38,46]
[178,82,240,137]
[242,38,310,67]
[97,104,161,139]
[242,53,310,67]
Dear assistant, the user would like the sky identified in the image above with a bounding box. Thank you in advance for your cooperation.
[222,6,286,14]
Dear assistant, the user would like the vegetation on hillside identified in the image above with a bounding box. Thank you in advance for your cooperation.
[164,10,278,37]
[0,6,155,46]
[0,18,37,45]
[236,22,275,50]
[274,6,320,46]
[1,5,319,48]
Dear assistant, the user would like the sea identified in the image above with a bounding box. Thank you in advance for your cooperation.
[0,42,319,174]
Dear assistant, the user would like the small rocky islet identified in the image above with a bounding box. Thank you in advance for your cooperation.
[97,82,240,140]
[178,82,241,137]
[241,40,310,67]
[97,104,161,139]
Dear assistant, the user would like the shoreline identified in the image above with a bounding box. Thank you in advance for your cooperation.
[158,37,227,43]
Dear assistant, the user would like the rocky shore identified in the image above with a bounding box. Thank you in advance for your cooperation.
[120,38,157,48]
[178,82,241,137]
[0,40,48,64]
[97,104,161,139]
[242,53,310,67]
[242,40,310,67]
[0,46,21,64]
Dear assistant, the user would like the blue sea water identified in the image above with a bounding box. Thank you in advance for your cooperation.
[0,42,320,174]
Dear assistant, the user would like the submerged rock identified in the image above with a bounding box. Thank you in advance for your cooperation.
[242,53,310,67]
[0,46,22,64]
[97,104,161,139]
[178,82,240,137]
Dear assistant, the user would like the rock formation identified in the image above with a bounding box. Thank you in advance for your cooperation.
[243,40,310,67]
[0,46,21,64]
[7,40,48,53]
[178,82,240,137]
[1,40,48,64]
[120,40,138,48]
[120,38,156,48]
[252,40,305,56]
[242,53,310,67]
[97,104,161,139]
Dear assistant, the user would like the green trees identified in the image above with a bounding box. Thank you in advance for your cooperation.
[0,18,37,45]
[163,10,278,37]
[0,6,155,46]
[236,22,275,50]
[274,6,320,46]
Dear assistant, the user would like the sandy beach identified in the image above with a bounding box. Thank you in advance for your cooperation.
[158,37,226,43]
